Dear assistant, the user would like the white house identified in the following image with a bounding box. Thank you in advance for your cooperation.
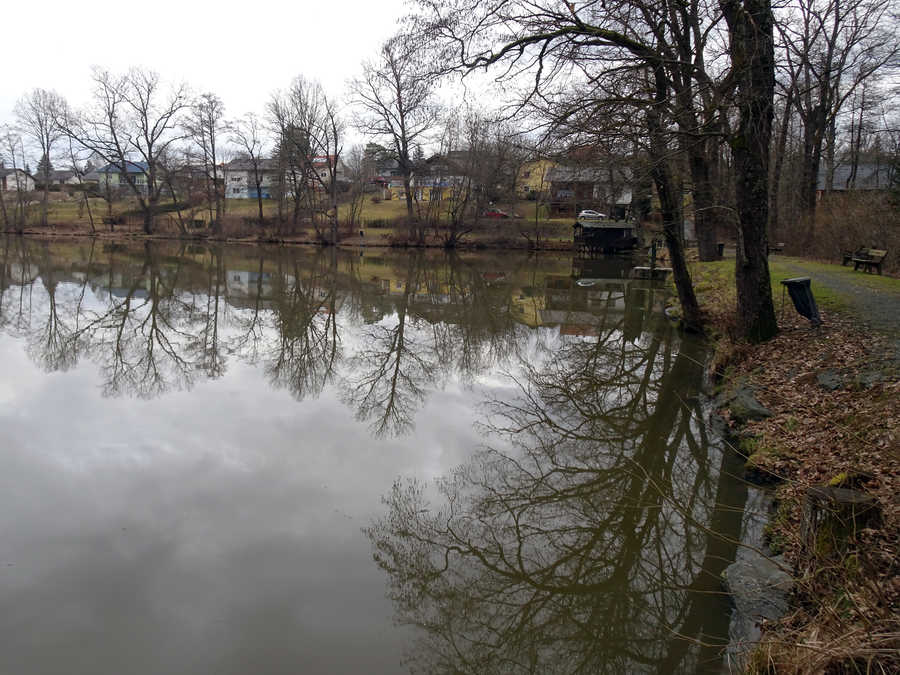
[223,157,349,199]
[0,168,35,192]
[223,158,280,199]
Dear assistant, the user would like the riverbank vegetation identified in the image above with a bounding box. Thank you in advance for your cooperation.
[692,258,899,674]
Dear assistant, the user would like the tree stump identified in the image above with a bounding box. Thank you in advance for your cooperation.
[802,486,880,559]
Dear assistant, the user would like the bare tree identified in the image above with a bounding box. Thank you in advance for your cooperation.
[408,1,706,333]
[186,92,226,229]
[350,36,439,243]
[228,113,268,223]
[14,89,65,227]
[343,145,369,228]
[269,76,344,243]
[0,127,32,233]
[59,67,189,234]
[778,0,899,233]
[721,0,779,342]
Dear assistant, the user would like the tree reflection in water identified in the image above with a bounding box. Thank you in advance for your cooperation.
[366,308,748,674]
[0,239,533,425]
[0,239,750,671]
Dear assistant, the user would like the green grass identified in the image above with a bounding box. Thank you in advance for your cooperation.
[686,256,900,317]
[773,256,900,292]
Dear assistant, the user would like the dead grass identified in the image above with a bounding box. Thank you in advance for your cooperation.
[693,262,900,674]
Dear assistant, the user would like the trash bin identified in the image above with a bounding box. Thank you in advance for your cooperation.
[781,277,822,326]
[717,242,725,257]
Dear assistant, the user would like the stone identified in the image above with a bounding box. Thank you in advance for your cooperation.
[816,368,844,391]
[724,552,793,659]
[727,385,772,423]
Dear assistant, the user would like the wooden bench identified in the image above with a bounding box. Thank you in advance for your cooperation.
[768,242,785,254]
[842,247,869,266]
[852,249,887,275]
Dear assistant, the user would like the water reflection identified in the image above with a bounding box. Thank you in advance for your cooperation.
[366,290,746,673]
[1,239,662,437]
[0,238,746,673]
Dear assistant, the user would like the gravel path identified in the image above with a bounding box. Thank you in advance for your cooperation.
[777,260,900,337]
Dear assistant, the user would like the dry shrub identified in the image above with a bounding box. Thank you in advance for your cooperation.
[809,192,899,273]
[215,214,264,239]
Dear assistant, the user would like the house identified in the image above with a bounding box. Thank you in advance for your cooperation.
[222,158,281,199]
[0,168,35,192]
[517,159,557,198]
[96,161,150,195]
[546,164,632,218]
[310,156,348,185]
[223,157,348,200]
[816,161,894,198]
[50,170,78,186]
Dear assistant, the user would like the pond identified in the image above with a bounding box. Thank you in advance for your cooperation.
[0,238,752,674]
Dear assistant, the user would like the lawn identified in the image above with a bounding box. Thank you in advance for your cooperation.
[688,255,900,318]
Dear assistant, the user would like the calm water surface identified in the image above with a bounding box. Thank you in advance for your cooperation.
[0,239,750,674]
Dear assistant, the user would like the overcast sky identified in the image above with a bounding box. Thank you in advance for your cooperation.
[1,0,411,122]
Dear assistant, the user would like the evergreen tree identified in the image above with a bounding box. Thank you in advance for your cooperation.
[37,153,53,182]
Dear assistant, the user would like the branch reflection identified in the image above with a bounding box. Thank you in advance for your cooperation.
[366,312,749,673]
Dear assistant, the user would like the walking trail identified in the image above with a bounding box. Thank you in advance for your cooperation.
[775,258,900,345]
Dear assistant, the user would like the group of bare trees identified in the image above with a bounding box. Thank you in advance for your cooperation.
[268,77,344,242]
[771,0,899,241]
[2,68,349,238]
[401,0,896,341]
[2,0,896,340]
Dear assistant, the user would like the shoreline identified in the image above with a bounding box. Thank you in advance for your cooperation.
[692,260,899,674]
[2,224,585,253]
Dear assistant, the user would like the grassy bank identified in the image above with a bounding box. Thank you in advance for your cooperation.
[689,257,899,673]
[7,196,581,250]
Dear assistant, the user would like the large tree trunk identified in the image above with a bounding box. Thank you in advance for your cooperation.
[403,173,416,241]
[144,183,157,235]
[769,85,794,241]
[255,177,265,223]
[797,108,825,245]
[41,183,49,227]
[722,0,778,343]
[689,145,720,261]
[647,73,703,334]
[0,187,9,230]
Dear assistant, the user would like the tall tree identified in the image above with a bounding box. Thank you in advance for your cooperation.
[59,68,189,234]
[721,0,779,342]
[186,92,226,229]
[269,76,344,243]
[350,36,439,243]
[14,88,65,227]
[228,113,268,223]
[0,127,31,233]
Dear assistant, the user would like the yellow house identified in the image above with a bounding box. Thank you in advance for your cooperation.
[517,160,556,198]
